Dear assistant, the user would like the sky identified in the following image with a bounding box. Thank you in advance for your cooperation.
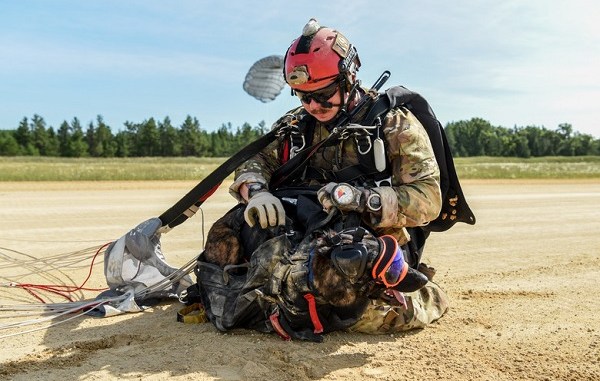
[1,0,599,137]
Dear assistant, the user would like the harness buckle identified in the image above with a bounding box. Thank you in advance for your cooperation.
[356,134,372,155]
[375,177,392,187]
[275,113,300,138]
[289,130,306,159]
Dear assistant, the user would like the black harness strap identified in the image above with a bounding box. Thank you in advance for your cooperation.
[271,72,391,189]
[270,130,340,189]
[159,129,280,231]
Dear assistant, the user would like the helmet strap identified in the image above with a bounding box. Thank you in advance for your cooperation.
[325,77,360,129]
[338,78,360,115]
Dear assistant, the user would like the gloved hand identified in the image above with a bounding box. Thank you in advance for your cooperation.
[244,191,286,228]
[317,182,366,213]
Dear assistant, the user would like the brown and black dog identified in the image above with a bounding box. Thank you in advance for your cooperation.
[203,204,368,307]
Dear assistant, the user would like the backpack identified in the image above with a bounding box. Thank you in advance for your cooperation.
[367,86,476,232]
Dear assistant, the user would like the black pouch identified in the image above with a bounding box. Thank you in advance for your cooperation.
[195,254,267,332]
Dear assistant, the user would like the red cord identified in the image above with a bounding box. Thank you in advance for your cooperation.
[14,241,112,303]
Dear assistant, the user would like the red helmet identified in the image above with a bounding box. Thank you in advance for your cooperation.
[284,19,360,92]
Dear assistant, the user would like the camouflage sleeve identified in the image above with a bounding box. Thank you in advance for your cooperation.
[371,107,442,228]
[228,139,280,202]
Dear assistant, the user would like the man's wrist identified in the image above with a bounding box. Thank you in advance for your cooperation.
[365,190,382,213]
[246,182,267,199]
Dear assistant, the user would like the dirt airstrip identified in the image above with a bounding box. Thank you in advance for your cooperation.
[0,179,599,381]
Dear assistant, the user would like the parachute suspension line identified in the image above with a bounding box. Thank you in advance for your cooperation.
[0,294,128,339]
[0,242,196,339]
[4,242,111,304]
[199,207,206,250]
[0,244,106,281]
[136,255,198,299]
[0,246,76,289]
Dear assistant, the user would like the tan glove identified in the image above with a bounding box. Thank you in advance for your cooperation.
[244,191,286,228]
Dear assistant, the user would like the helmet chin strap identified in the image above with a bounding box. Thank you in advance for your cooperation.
[326,78,359,122]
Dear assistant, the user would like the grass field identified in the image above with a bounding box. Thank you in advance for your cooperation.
[0,156,599,181]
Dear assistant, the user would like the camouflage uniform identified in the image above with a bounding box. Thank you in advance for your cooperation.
[349,282,449,334]
[229,92,448,333]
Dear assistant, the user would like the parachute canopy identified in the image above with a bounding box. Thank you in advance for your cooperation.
[243,55,286,102]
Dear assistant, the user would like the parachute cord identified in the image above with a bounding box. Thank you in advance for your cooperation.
[0,295,127,339]
[22,287,46,304]
[9,241,111,303]
[199,207,205,249]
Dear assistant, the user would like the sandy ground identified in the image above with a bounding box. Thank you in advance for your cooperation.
[0,179,599,381]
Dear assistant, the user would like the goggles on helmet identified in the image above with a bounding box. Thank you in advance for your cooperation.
[294,80,339,106]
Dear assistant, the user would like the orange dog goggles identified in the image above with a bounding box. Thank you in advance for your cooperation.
[372,235,409,288]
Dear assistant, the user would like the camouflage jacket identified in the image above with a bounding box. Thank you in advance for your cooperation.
[230,92,442,240]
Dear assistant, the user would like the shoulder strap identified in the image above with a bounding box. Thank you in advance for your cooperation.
[269,127,339,189]
[159,129,280,231]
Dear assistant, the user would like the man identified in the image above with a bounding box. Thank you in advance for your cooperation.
[218,19,450,334]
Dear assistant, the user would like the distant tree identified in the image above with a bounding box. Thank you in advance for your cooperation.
[0,130,21,155]
[136,118,160,156]
[69,117,88,157]
[57,121,71,156]
[4,113,600,158]
[95,115,116,157]
[179,115,203,156]
[114,130,131,157]
[590,138,600,155]
[511,129,531,158]
[122,121,139,156]
[211,123,235,156]
[158,117,181,156]
[571,133,595,156]
[85,121,97,156]
[14,117,32,153]
[30,114,52,156]
[44,127,60,156]
[556,123,575,156]
[445,118,496,156]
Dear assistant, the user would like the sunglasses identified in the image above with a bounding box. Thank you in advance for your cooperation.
[294,80,340,106]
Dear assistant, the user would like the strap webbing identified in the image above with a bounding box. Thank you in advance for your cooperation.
[269,131,339,189]
[159,129,279,230]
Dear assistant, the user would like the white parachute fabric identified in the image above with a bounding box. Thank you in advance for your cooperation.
[243,55,286,102]
[100,217,194,315]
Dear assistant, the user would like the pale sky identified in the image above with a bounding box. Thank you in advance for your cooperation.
[1,0,599,137]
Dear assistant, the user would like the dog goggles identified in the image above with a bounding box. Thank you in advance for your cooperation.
[372,235,409,288]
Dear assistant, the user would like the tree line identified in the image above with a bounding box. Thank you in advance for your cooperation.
[0,115,268,157]
[445,118,600,157]
[0,114,598,157]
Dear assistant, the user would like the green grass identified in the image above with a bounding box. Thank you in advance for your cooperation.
[454,156,600,179]
[0,156,599,181]
[0,157,231,181]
